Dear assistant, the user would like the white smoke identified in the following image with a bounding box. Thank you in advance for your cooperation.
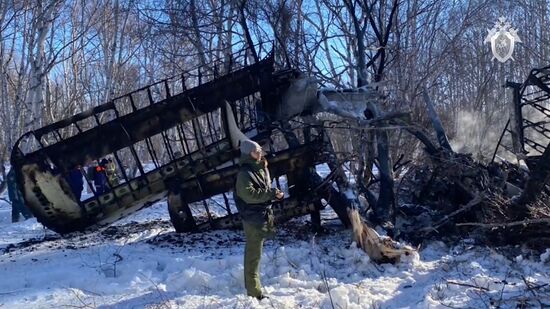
[450,110,506,162]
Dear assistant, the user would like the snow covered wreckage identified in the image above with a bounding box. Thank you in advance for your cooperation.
[9,49,550,260]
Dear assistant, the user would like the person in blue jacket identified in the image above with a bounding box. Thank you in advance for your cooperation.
[65,166,84,201]
[7,169,33,222]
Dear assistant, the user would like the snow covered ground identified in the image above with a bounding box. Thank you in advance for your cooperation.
[0,193,549,308]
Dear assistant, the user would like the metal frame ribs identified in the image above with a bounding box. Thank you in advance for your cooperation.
[11,51,331,234]
[493,65,550,171]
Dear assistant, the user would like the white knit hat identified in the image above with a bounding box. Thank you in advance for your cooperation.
[240,139,262,155]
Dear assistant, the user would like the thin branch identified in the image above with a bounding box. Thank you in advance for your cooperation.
[457,218,550,228]
[446,280,490,291]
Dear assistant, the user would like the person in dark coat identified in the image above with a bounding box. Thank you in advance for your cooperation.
[234,139,284,299]
[7,169,33,222]
[66,166,84,201]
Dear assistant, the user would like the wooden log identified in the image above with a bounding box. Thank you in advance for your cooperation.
[348,208,417,263]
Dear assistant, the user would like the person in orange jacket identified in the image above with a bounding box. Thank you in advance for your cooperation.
[92,159,109,194]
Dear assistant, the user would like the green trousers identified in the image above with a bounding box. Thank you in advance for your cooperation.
[242,217,274,298]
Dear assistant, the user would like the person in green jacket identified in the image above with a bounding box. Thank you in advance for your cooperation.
[7,169,33,222]
[235,139,284,300]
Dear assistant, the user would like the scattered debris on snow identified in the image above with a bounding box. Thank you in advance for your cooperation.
[0,199,548,308]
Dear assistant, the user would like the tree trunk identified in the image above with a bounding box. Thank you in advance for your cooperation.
[22,0,62,151]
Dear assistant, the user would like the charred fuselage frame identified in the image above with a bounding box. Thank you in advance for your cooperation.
[11,53,330,234]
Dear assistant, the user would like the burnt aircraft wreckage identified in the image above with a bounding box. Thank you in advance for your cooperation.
[10,51,368,235]
[10,45,550,254]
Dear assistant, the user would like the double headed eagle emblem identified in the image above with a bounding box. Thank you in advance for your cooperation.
[484,17,521,63]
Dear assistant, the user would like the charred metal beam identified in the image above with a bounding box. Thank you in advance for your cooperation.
[196,197,321,231]
[28,139,323,233]
[524,119,550,140]
[523,101,550,118]
[527,73,550,96]
[23,139,235,233]
[15,56,278,171]
[524,137,547,154]
[506,81,525,155]
[492,120,511,163]
[521,93,550,106]
[176,142,323,203]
